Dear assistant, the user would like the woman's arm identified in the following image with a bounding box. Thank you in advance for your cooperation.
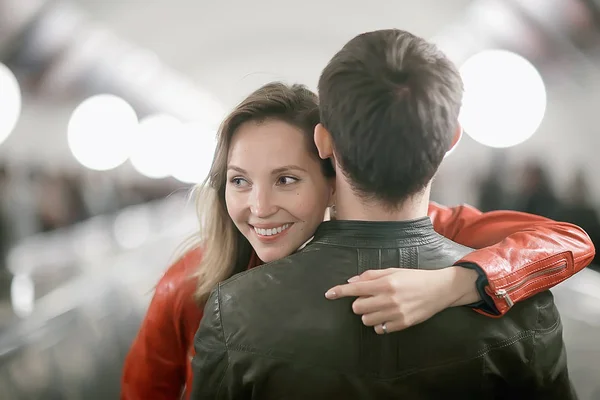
[428,202,595,315]
[325,202,595,333]
[121,251,202,400]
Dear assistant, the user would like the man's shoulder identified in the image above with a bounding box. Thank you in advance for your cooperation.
[214,243,352,313]
[219,252,308,292]
[220,246,329,290]
[418,235,474,270]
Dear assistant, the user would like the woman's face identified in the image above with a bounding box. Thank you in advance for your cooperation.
[225,119,333,263]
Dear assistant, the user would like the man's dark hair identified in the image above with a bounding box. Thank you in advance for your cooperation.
[318,29,463,206]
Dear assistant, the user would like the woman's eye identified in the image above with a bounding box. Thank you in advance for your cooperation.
[277,176,299,185]
[230,177,249,187]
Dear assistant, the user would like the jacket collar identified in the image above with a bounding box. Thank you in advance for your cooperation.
[311,218,440,248]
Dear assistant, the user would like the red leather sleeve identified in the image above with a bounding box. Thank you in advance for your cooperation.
[121,250,202,400]
[428,202,595,315]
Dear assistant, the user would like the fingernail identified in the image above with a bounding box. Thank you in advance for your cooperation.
[347,276,359,283]
[325,290,337,299]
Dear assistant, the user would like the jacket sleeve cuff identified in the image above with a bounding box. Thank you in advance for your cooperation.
[455,261,500,316]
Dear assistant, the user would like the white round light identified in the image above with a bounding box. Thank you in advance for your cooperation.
[170,122,217,184]
[130,114,181,179]
[68,94,138,170]
[0,63,22,146]
[459,49,547,148]
[113,206,151,249]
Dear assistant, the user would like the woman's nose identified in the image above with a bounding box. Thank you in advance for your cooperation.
[249,187,277,218]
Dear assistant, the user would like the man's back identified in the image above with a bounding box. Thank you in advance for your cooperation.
[192,219,574,399]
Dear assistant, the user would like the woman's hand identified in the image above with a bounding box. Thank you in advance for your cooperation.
[324,267,481,334]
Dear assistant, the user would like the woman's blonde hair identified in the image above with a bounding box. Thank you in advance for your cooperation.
[185,82,335,304]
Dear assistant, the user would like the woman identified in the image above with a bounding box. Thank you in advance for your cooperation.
[121,82,594,400]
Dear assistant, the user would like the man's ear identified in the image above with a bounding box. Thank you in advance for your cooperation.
[314,123,334,159]
[445,122,463,157]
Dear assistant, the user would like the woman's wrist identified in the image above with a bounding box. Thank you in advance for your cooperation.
[443,266,481,307]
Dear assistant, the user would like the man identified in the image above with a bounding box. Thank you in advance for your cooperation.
[190,29,574,399]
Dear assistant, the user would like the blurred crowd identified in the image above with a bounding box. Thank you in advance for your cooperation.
[0,164,186,276]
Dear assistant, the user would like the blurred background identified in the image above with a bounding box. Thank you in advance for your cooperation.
[1,0,600,398]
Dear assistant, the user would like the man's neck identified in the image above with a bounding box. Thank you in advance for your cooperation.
[334,178,430,221]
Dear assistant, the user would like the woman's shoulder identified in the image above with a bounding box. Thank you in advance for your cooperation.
[154,247,203,307]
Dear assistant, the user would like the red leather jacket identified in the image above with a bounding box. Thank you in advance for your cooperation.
[121,203,595,400]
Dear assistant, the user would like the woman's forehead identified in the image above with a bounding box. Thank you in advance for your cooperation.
[228,120,313,166]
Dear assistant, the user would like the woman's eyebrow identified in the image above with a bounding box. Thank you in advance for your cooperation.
[271,165,307,174]
[227,165,247,174]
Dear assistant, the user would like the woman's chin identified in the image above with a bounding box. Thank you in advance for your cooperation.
[255,249,287,264]
[254,242,301,263]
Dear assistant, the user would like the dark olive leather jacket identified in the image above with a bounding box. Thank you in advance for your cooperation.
[191,219,575,400]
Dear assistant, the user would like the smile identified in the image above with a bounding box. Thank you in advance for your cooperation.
[253,224,292,237]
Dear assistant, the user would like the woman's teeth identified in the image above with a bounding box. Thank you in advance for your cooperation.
[254,224,291,236]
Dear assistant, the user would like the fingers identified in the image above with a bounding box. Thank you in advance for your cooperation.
[361,307,419,332]
[351,295,390,315]
[325,279,388,299]
[360,309,395,327]
[373,317,416,334]
[324,268,442,334]
[325,269,399,299]
[346,268,397,283]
